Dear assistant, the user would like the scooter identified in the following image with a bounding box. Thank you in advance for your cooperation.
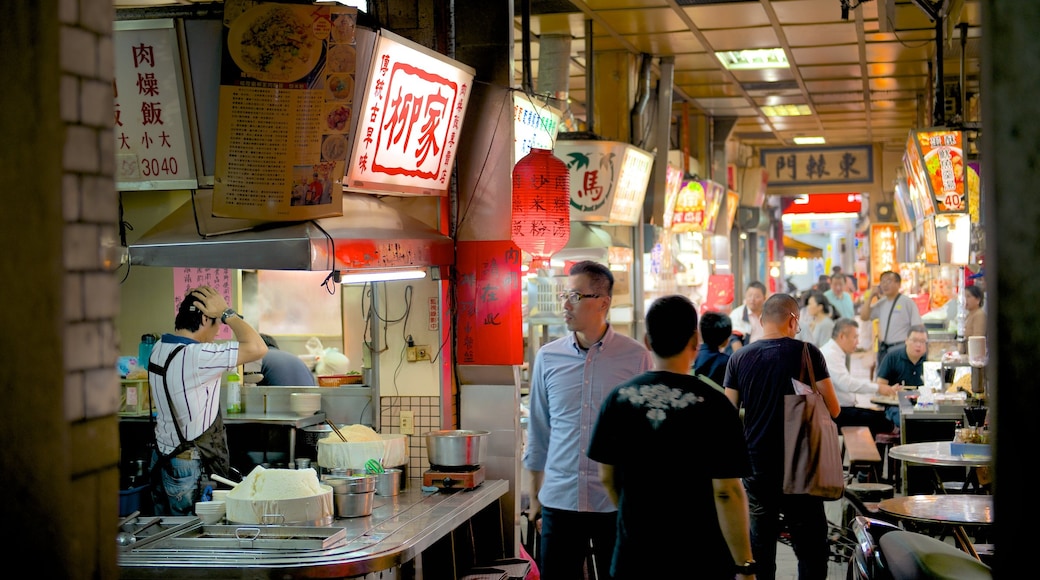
[847,516,991,579]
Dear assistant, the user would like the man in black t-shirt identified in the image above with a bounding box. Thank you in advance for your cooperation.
[589,295,754,579]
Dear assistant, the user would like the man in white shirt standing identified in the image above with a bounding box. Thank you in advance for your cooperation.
[820,318,899,436]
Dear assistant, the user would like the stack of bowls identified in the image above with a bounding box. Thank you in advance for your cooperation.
[290,393,322,416]
[195,500,226,524]
[323,474,376,518]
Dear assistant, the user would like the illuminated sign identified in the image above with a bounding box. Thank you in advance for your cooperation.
[555,140,654,226]
[346,30,475,196]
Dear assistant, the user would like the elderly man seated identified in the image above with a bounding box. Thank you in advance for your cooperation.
[820,318,900,437]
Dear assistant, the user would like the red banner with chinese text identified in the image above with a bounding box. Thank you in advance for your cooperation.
[455,241,524,365]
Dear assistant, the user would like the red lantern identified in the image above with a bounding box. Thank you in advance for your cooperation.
[511,148,571,269]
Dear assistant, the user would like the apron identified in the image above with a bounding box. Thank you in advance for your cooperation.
[147,344,231,507]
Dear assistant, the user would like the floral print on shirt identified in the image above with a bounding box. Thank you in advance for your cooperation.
[617,383,704,428]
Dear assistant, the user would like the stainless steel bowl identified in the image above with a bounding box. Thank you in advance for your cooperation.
[322,474,376,494]
[334,491,374,518]
[425,429,489,467]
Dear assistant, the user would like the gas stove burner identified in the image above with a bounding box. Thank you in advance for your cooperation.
[423,465,486,490]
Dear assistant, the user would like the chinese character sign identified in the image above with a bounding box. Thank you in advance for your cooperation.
[909,129,966,213]
[455,241,523,365]
[173,268,233,340]
[869,225,898,286]
[513,93,562,162]
[113,20,198,191]
[760,145,873,188]
[346,30,475,196]
[555,140,652,224]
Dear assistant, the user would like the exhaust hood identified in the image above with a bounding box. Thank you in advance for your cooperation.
[129,191,454,272]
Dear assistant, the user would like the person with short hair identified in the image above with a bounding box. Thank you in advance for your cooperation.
[694,311,733,387]
[876,325,929,390]
[963,285,986,338]
[820,318,899,437]
[859,270,923,362]
[797,290,835,348]
[824,273,855,320]
[589,295,754,579]
[729,281,767,353]
[523,260,653,579]
[257,334,317,387]
[147,286,268,516]
[724,294,841,580]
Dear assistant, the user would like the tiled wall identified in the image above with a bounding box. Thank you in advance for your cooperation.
[380,396,439,477]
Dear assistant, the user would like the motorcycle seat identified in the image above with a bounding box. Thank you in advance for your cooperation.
[879,530,992,579]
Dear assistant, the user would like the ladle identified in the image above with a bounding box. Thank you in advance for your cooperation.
[211,473,240,488]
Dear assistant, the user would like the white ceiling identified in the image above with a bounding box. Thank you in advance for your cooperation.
[515,0,982,152]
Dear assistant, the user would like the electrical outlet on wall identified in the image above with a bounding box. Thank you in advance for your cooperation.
[415,345,430,361]
[399,410,414,435]
[406,347,417,362]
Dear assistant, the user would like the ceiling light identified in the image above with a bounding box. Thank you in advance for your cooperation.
[339,269,428,284]
[793,136,826,145]
[761,104,812,117]
[716,49,789,70]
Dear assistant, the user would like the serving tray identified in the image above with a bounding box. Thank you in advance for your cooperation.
[146,524,347,551]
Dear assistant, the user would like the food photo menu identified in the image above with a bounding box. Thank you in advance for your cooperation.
[212,0,358,220]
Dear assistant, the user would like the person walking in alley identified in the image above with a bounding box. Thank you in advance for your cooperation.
[523,261,653,579]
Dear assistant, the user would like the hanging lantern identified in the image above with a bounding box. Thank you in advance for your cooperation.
[512,148,571,269]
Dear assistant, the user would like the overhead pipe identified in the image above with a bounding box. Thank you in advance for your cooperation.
[521,0,533,93]
[959,22,968,120]
[630,53,652,148]
[585,18,594,134]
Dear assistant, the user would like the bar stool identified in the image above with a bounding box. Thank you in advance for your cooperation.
[875,430,901,487]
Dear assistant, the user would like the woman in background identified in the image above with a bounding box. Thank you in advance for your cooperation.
[963,285,986,338]
[799,290,835,347]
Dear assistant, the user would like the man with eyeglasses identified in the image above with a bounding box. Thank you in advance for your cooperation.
[523,260,652,579]
[876,325,929,393]
[724,294,841,580]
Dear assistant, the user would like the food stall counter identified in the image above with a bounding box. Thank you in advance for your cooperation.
[118,479,508,579]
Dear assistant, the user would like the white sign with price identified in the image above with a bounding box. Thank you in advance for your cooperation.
[114,19,198,191]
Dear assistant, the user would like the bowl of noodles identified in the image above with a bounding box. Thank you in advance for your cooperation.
[228,4,322,83]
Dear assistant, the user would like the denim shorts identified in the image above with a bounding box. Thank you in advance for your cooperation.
[151,449,202,516]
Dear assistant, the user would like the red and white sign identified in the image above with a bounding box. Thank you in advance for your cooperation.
[554,140,654,225]
[114,19,197,191]
[346,30,475,196]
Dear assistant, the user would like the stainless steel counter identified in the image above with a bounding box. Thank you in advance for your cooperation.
[119,479,508,579]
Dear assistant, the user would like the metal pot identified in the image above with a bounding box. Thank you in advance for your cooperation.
[425,429,489,467]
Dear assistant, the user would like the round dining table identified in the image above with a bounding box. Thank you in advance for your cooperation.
[878,494,993,560]
[887,441,992,494]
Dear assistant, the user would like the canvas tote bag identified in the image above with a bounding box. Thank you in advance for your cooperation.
[782,343,845,499]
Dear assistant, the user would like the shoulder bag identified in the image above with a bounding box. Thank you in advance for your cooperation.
[782,343,845,499]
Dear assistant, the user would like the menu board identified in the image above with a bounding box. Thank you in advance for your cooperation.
[113,19,198,191]
[212,0,358,220]
[869,224,898,286]
[906,129,967,214]
[920,217,941,266]
[669,179,724,233]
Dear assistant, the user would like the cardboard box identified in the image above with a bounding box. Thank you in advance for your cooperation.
[120,379,151,416]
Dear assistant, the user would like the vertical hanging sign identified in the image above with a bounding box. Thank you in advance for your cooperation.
[113,19,198,191]
[455,241,523,365]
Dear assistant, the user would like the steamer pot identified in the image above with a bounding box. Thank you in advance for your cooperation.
[425,430,489,467]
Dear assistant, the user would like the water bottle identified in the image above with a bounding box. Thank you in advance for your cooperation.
[226,368,242,414]
[137,334,157,372]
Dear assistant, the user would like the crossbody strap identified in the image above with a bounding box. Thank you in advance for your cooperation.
[881,294,901,344]
[148,344,190,447]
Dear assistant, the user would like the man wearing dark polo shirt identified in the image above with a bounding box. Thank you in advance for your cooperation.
[876,325,929,389]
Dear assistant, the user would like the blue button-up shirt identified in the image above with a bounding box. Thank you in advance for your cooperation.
[523,325,652,513]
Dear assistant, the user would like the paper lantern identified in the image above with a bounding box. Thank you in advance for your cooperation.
[512,148,571,269]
